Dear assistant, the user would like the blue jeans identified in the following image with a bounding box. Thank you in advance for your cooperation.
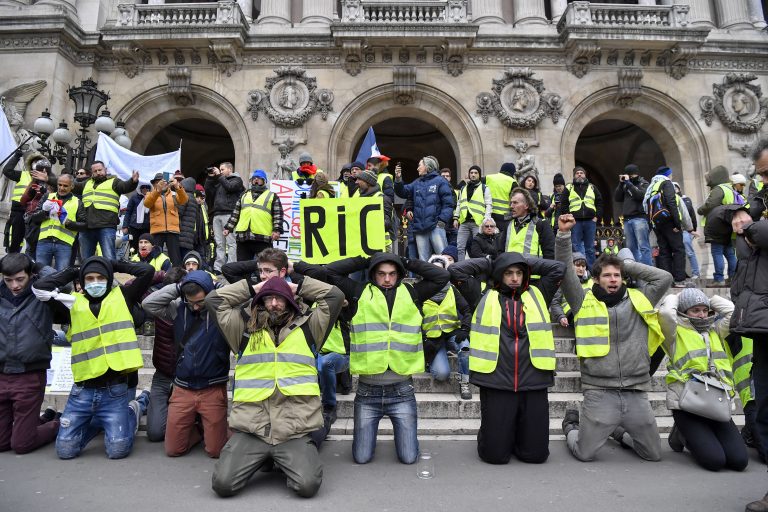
[623,217,653,266]
[414,226,447,261]
[682,231,700,277]
[80,227,116,260]
[36,239,73,272]
[56,383,145,460]
[429,336,469,381]
[353,380,418,464]
[316,352,350,409]
[710,242,736,281]
[570,219,597,268]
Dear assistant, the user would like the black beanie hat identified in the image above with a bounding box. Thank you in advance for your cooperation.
[469,165,482,176]
[499,162,516,176]
[553,173,566,186]
[624,164,639,175]
[138,233,155,245]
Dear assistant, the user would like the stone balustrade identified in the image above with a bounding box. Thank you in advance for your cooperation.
[340,0,468,24]
[558,1,690,32]
[116,1,245,27]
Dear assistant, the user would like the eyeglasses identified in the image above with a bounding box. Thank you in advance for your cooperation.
[259,267,280,276]
[482,224,495,228]
[183,298,206,308]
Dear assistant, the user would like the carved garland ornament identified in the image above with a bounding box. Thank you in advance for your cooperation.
[476,68,563,129]
[700,73,768,133]
[246,66,334,128]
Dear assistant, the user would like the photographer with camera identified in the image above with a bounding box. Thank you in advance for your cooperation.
[614,164,652,265]
[144,172,188,266]
[545,173,566,233]
[204,163,244,273]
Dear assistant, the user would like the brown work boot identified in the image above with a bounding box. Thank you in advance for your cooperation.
[746,493,768,512]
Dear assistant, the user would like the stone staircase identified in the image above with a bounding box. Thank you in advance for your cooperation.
[43,304,746,440]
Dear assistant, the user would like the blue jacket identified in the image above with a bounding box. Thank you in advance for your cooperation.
[172,271,231,390]
[394,171,454,233]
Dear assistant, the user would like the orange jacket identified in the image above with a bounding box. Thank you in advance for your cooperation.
[144,186,188,234]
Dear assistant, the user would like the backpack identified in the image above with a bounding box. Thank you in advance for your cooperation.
[646,185,671,226]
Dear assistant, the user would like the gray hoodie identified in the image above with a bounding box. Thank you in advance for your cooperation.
[555,232,673,390]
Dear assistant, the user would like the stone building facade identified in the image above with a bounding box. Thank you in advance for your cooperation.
[1,0,767,249]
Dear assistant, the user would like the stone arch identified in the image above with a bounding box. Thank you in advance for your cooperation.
[560,86,711,206]
[328,83,484,175]
[114,85,251,176]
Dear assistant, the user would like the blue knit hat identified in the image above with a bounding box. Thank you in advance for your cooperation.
[441,245,458,262]
[655,166,672,177]
[251,169,268,181]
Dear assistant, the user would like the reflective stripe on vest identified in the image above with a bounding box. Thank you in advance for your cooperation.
[39,195,80,246]
[349,283,424,375]
[82,178,119,213]
[234,191,275,235]
[131,253,170,272]
[566,183,596,213]
[562,280,592,317]
[233,328,319,402]
[731,336,753,405]
[457,183,486,225]
[469,286,555,373]
[321,321,346,355]
[486,174,517,216]
[201,206,210,239]
[11,171,31,203]
[377,172,392,191]
[574,288,662,358]
[67,287,142,382]
[505,219,541,256]
[422,286,461,339]
[666,326,734,393]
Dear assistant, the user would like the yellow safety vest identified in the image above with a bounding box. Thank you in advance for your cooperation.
[603,246,619,255]
[666,326,734,395]
[377,172,392,191]
[574,288,663,358]
[11,171,31,203]
[457,183,486,225]
[562,279,592,317]
[82,177,119,214]
[486,173,517,216]
[469,286,555,372]
[649,179,682,221]
[730,337,753,406]
[566,183,596,213]
[422,286,461,339]
[321,321,346,355]
[67,287,142,382]
[201,204,210,239]
[349,283,424,375]
[234,190,275,236]
[233,328,319,402]
[505,219,541,256]
[39,195,80,246]
[131,252,170,272]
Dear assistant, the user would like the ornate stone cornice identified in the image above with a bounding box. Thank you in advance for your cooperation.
[112,41,148,79]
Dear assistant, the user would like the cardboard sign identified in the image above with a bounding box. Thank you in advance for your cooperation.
[300,197,386,263]
[46,346,73,393]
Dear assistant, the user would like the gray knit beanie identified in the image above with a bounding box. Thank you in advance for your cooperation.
[422,156,439,174]
[678,288,710,314]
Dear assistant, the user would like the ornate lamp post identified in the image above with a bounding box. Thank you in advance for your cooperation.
[32,78,131,171]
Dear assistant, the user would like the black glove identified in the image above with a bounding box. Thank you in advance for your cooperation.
[453,328,469,344]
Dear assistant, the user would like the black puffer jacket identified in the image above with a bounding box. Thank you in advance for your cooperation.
[178,178,202,250]
[205,174,244,216]
[468,232,500,259]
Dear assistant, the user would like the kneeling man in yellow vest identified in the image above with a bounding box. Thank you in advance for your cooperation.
[448,251,564,464]
[557,214,673,462]
[207,275,344,498]
[131,233,171,272]
[33,257,155,459]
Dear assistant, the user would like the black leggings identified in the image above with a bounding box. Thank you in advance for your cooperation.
[477,387,549,464]
[672,409,748,472]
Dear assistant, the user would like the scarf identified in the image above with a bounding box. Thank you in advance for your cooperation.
[299,163,318,176]
[591,283,627,308]
[250,183,267,199]
[643,175,669,214]
[430,282,451,303]
[136,193,149,224]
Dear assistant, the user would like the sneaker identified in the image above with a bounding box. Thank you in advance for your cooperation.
[673,281,687,288]
[322,405,337,425]
[459,380,472,400]
[691,273,700,280]
[40,406,57,423]
[746,493,768,512]
[562,409,579,436]
[128,400,141,434]
[712,280,726,287]
[668,423,684,452]
[742,423,756,448]
[610,426,631,449]
[135,389,151,415]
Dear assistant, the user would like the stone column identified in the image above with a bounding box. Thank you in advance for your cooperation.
[513,0,547,25]
[549,0,567,23]
[747,0,767,28]
[301,0,334,25]
[472,0,504,24]
[660,0,714,27]
[237,0,252,21]
[258,0,291,25]
[714,0,752,29]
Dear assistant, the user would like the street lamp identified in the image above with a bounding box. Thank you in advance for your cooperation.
[32,78,131,172]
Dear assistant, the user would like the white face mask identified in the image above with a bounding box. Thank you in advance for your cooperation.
[84,282,108,298]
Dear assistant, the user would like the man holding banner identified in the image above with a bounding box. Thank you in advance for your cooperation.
[355,170,393,251]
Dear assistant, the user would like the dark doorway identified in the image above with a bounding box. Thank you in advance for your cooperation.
[145,118,235,183]
[574,119,666,223]
[352,117,458,185]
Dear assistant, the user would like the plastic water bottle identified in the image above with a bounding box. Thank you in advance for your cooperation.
[417,451,434,479]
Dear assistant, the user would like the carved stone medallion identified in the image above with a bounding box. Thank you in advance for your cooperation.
[700,73,768,133]
[477,68,563,129]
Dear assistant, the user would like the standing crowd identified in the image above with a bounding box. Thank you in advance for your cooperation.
[3,142,768,511]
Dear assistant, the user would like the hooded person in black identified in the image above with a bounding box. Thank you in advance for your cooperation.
[449,252,564,464]
[295,252,449,465]
[33,256,154,460]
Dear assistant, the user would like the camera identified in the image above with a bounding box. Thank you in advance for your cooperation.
[206,166,217,175]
